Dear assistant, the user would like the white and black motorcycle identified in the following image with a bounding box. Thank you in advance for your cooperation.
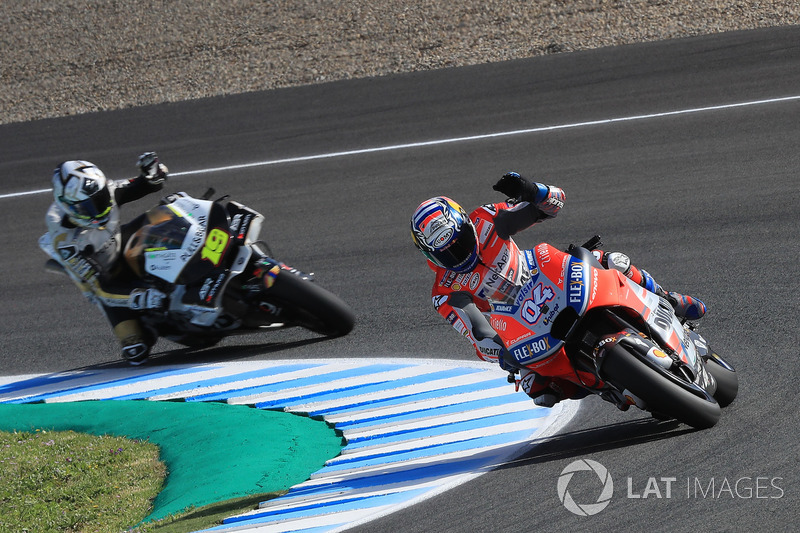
[44,190,355,349]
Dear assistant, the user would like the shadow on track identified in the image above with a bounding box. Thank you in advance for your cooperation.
[57,336,332,374]
[499,415,697,470]
[146,336,332,366]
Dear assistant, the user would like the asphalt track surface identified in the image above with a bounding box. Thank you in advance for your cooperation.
[0,26,798,532]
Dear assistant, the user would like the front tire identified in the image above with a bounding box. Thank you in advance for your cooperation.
[601,345,721,429]
[266,270,355,337]
[705,352,738,408]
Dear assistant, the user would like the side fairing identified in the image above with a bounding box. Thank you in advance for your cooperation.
[139,199,212,283]
[492,244,591,366]
[609,276,699,368]
[491,243,700,371]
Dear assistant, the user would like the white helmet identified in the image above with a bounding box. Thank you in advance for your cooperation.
[52,160,114,228]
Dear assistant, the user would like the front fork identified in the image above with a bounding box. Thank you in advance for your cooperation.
[594,327,718,410]
[245,240,314,292]
[251,257,315,288]
[241,250,315,320]
[592,332,663,410]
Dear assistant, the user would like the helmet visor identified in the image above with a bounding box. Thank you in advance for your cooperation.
[425,224,478,272]
[61,186,112,223]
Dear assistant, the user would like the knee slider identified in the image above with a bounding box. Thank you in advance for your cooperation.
[518,368,550,397]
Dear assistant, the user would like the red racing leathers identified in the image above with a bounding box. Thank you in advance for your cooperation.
[423,176,701,406]
[426,196,593,404]
[427,200,551,364]
[425,199,677,405]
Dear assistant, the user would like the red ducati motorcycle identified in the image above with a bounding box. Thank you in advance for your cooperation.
[492,236,737,429]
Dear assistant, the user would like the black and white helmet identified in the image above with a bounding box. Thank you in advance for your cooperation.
[52,160,114,228]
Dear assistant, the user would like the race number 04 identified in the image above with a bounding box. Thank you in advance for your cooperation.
[521,283,555,325]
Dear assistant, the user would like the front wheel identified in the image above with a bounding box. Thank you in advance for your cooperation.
[705,352,738,408]
[601,345,721,430]
[265,270,355,337]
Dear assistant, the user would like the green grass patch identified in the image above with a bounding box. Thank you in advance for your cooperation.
[0,400,343,532]
[0,429,164,533]
[0,430,282,533]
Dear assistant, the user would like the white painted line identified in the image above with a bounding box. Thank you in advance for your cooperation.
[324,383,513,426]
[0,188,52,199]
[3,94,799,200]
[339,398,535,442]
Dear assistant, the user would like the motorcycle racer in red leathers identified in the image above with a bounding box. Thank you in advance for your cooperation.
[410,172,707,407]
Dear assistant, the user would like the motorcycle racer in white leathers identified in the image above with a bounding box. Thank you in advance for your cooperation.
[40,153,169,364]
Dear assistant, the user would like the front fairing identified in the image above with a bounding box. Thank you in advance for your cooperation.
[490,244,590,366]
[605,274,699,369]
[124,197,233,284]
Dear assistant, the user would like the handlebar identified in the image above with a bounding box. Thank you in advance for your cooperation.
[565,234,602,254]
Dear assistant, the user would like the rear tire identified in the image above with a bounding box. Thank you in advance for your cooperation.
[266,271,355,337]
[705,352,738,408]
[601,345,721,430]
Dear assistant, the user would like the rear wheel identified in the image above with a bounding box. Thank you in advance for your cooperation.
[705,352,738,408]
[601,345,721,429]
[265,270,355,337]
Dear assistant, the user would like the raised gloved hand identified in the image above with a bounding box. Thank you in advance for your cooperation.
[129,288,167,311]
[493,171,529,199]
[494,172,565,217]
[137,152,168,184]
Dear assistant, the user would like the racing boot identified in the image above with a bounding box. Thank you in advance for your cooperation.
[121,341,151,366]
[115,319,157,365]
[662,291,707,321]
[601,252,707,320]
[517,369,589,407]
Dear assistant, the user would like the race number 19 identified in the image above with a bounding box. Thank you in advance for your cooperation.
[202,228,230,266]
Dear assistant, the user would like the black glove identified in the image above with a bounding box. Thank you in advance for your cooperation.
[129,288,167,310]
[493,172,530,200]
[137,152,168,184]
